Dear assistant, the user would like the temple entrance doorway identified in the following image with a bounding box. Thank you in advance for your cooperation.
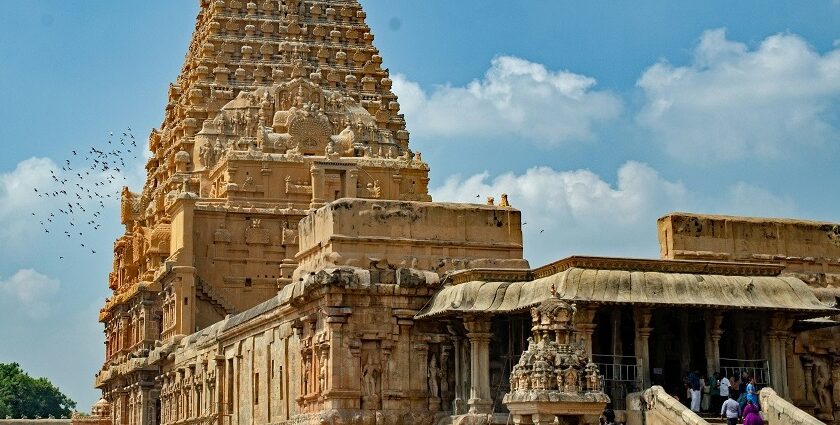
[718,311,771,386]
[489,314,531,414]
[648,309,707,400]
[591,307,639,410]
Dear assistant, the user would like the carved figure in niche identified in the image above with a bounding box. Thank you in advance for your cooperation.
[199,142,210,167]
[303,356,311,394]
[439,351,450,397]
[586,362,601,392]
[319,353,328,392]
[428,354,440,398]
[517,367,530,390]
[325,139,340,160]
[362,180,381,199]
[562,367,578,393]
[362,353,380,398]
[243,176,255,191]
[814,358,834,416]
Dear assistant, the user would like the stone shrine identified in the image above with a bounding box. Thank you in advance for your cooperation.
[90,1,840,425]
[502,298,609,425]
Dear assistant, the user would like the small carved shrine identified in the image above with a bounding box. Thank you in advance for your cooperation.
[503,298,610,425]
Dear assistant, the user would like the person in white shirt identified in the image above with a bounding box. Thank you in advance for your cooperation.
[720,393,741,425]
[719,374,731,398]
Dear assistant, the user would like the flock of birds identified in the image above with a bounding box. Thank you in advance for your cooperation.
[31,130,544,261]
[32,127,139,259]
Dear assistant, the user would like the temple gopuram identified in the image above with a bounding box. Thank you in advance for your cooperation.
[90,1,840,425]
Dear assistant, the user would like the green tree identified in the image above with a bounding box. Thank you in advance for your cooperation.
[0,363,76,418]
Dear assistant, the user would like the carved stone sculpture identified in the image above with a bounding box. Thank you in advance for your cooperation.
[428,354,440,398]
[362,353,380,398]
[815,358,835,419]
[503,298,609,423]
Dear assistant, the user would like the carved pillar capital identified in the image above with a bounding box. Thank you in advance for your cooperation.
[464,315,491,334]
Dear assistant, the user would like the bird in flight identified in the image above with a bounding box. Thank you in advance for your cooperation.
[30,126,138,258]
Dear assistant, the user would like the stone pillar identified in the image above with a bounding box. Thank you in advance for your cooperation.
[413,342,430,409]
[138,381,155,425]
[679,312,690,374]
[323,307,355,409]
[449,326,464,414]
[464,316,493,414]
[345,169,358,198]
[215,356,225,425]
[117,391,129,425]
[803,356,815,404]
[310,166,326,208]
[705,312,723,376]
[788,338,804,402]
[634,308,653,389]
[610,309,623,357]
[768,315,792,397]
[576,308,597,360]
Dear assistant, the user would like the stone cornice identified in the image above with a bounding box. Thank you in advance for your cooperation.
[447,255,784,286]
[532,255,784,279]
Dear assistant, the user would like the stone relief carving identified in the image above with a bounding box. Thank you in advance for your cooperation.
[505,298,606,399]
[245,218,270,245]
[428,354,440,398]
[814,357,835,420]
[362,352,380,399]
[285,175,313,194]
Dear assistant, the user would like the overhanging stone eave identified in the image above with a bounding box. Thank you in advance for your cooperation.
[416,267,837,319]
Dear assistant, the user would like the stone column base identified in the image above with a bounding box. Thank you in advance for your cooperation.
[467,398,493,414]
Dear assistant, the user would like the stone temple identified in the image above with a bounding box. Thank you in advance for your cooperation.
[90,1,840,425]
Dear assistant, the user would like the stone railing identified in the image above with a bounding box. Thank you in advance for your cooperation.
[760,387,824,425]
[640,386,709,425]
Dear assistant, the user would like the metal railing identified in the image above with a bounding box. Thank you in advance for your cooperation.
[593,354,641,382]
[593,354,642,411]
[720,358,770,386]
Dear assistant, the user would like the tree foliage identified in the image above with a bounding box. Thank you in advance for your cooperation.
[0,363,76,418]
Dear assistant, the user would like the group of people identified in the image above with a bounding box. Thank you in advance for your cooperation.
[684,370,762,423]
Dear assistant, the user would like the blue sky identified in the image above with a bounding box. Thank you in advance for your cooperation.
[0,0,839,411]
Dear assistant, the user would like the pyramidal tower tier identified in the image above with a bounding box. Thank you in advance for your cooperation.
[100,0,430,359]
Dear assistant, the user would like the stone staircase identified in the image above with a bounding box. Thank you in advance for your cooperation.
[697,413,731,424]
[628,387,822,425]
[196,279,237,316]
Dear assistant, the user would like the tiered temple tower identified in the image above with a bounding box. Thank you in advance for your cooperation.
[97,0,435,421]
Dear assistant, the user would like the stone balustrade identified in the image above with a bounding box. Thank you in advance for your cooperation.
[640,386,709,425]
[760,387,825,425]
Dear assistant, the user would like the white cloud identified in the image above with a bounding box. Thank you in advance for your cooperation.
[432,161,689,263]
[0,156,141,250]
[0,158,61,244]
[393,56,622,145]
[0,269,60,319]
[637,29,840,162]
[432,162,799,265]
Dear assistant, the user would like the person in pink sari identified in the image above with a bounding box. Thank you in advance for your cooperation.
[742,400,762,425]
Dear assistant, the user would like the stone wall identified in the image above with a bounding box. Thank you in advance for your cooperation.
[294,198,529,278]
[658,212,840,285]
